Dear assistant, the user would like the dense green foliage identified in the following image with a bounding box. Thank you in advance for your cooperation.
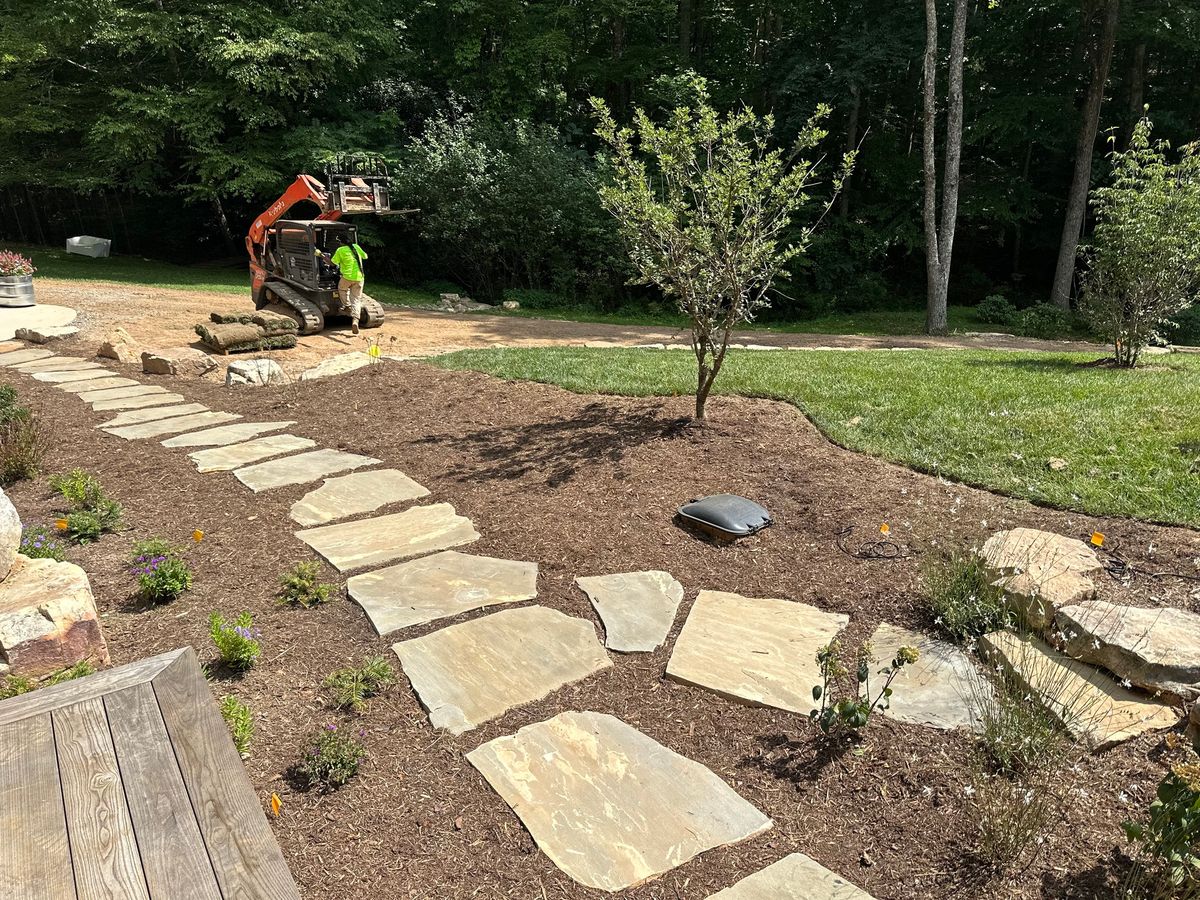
[431,346,1200,526]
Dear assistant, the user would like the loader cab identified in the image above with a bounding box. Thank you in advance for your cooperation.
[267,220,357,293]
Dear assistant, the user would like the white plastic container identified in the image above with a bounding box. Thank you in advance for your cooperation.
[65,235,112,258]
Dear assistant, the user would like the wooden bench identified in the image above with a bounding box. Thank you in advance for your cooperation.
[0,647,301,899]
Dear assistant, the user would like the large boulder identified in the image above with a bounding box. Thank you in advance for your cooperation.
[978,528,1103,630]
[0,489,18,581]
[0,555,109,678]
[226,358,284,386]
[142,347,217,377]
[98,327,142,364]
[1056,601,1200,702]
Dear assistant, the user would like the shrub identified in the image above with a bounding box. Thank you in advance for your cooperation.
[297,724,366,789]
[922,552,1011,643]
[0,660,93,699]
[49,469,106,509]
[810,638,919,735]
[19,524,66,561]
[277,561,333,608]
[48,469,122,542]
[1017,303,1072,340]
[220,695,253,758]
[1169,305,1200,347]
[130,539,193,603]
[323,656,395,712]
[0,389,49,484]
[1121,737,1200,898]
[977,294,1018,326]
[210,612,261,671]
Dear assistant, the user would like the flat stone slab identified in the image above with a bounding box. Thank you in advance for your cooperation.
[103,410,240,440]
[288,468,430,526]
[299,351,374,380]
[189,435,316,474]
[393,606,609,734]
[1056,601,1200,702]
[295,502,478,572]
[234,448,379,493]
[0,305,76,342]
[30,368,114,384]
[162,420,296,448]
[12,357,100,373]
[666,591,848,714]
[57,377,140,394]
[15,324,79,343]
[0,348,54,366]
[90,392,187,411]
[575,570,684,652]
[78,384,168,403]
[868,622,989,730]
[97,402,209,429]
[707,853,876,899]
[979,630,1178,749]
[468,711,772,891]
[979,528,1103,629]
[349,550,537,634]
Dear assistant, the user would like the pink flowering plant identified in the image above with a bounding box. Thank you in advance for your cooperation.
[130,538,192,603]
[297,723,366,789]
[209,611,261,670]
[0,251,35,277]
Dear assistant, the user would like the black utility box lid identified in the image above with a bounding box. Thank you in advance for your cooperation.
[676,494,772,541]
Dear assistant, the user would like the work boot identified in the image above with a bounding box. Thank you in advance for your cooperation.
[352,319,360,335]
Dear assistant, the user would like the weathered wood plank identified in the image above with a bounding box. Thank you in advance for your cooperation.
[0,650,184,729]
[105,683,222,900]
[53,698,151,900]
[152,649,301,900]
[0,714,76,900]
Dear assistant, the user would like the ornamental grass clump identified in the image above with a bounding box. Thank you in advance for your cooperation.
[297,724,365,789]
[810,638,919,736]
[323,656,395,712]
[210,612,261,671]
[0,386,49,485]
[48,468,122,543]
[129,538,193,603]
[278,560,333,608]
[19,524,66,561]
[922,551,1011,643]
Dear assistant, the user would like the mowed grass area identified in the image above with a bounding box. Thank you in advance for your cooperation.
[431,347,1200,527]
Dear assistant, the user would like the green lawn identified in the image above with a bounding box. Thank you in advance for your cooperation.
[430,347,1200,528]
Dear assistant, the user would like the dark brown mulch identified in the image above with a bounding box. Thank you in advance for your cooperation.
[3,358,1197,900]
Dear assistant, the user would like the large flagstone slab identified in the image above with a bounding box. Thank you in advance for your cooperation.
[666,591,848,714]
[868,622,989,730]
[97,403,209,428]
[295,502,477,571]
[575,570,684,653]
[78,384,167,403]
[0,305,76,341]
[467,710,773,892]
[162,420,295,448]
[706,853,876,900]
[90,392,187,411]
[30,368,113,384]
[0,348,54,366]
[979,630,1178,749]
[13,357,100,373]
[234,448,379,493]
[57,377,140,393]
[349,550,537,634]
[189,435,316,473]
[393,606,609,734]
[103,410,240,440]
[289,468,431,526]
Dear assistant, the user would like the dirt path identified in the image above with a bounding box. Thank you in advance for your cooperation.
[40,279,1106,373]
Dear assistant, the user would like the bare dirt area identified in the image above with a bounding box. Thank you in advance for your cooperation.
[3,359,1197,900]
[39,278,1105,376]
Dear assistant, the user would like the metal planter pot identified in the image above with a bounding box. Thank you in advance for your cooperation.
[0,275,35,308]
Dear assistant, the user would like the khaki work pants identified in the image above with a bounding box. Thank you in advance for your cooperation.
[338,278,364,323]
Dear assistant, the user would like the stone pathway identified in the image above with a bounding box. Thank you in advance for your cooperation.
[575,570,683,652]
[16,358,101,373]
[295,502,479,572]
[162,420,295,448]
[57,376,139,393]
[234,448,379,492]
[289,469,430,527]
[393,606,610,734]
[0,348,53,367]
[189,435,317,474]
[706,853,876,899]
[103,410,241,440]
[868,622,989,730]
[31,368,115,384]
[468,710,772,892]
[98,402,210,428]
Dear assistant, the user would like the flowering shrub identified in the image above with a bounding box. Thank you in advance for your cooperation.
[130,539,193,603]
[297,724,365,789]
[278,560,333,608]
[1122,736,1200,896]
[19,524,66,561]
[220,695,253,758]
[0,251,35,277]
[323,656,395,712]
[48,469,122,543]
[209,611,261,670]
[810,638,919,735]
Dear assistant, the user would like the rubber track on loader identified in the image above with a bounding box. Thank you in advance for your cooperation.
[265,283,325,335]
[361,296,385,328]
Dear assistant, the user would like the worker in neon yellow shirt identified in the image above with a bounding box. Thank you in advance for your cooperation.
[329,233,368,334]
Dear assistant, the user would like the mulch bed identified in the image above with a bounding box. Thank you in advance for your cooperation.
[3,356,1198,900]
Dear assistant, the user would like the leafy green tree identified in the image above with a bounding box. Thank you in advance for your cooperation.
[1080,117,1200,367]
[592,81,851,420]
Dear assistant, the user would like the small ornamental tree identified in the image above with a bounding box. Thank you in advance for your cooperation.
[1081,116,1200,367]
[591,81,852,420]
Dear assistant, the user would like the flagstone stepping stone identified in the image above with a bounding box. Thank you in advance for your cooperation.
[13,357,100,373]
[868,622,989,730]
[394,606,609,734]
[575,570,684,653]
[0,304,76,342]
[30,368,114,384]
[666,590,848,714]
[90,392,187,411]
[706,853,876,900]
[103,410,240,440]
[978,528,1103,629]
[57,377,140,393]
[0,348,54,366]
[189,435,317,474]
[235,448,380,494]
[289,468,430,526]
[97,402,209,428]
[78,384,168,403]
[162,420,296,448]
[295,502,477,571]
[349,550,537,634]
[468,710,772,892]
[979,630,1178,749]
[1055,601,1200,702]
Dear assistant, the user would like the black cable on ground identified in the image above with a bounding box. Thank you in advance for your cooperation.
[834,524,918,561]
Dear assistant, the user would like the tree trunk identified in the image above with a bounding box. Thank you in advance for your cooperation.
[1126,41,1146,143]
[679,0,693,60]
[839,83,861,218]
[211,197,236,255]
[921,0,941,331]
[1049,0,1120,310]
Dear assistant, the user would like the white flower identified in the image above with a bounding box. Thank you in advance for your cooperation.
[1118,791,1130,803]
[1121,678,1132,689]
[1091,639,1101,650]
[963,785,976,797]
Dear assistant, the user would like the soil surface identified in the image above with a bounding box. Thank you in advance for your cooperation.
[3,357,1197,900]
[39,278,1105,376]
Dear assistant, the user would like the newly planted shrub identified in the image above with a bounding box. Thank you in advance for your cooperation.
[49,469,106,509]
[323,656,395,712]
[220,695,253,758]
[278,561,333,608]
[1122,736,1200,898]
[130,539,193,603]
[810,638,919,735]
[922,552,1011,643]
[297,724,366,789]
[210,612,261,671]
[19,524,66,561]
[49,469,122,542]
[0,387,49,484]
